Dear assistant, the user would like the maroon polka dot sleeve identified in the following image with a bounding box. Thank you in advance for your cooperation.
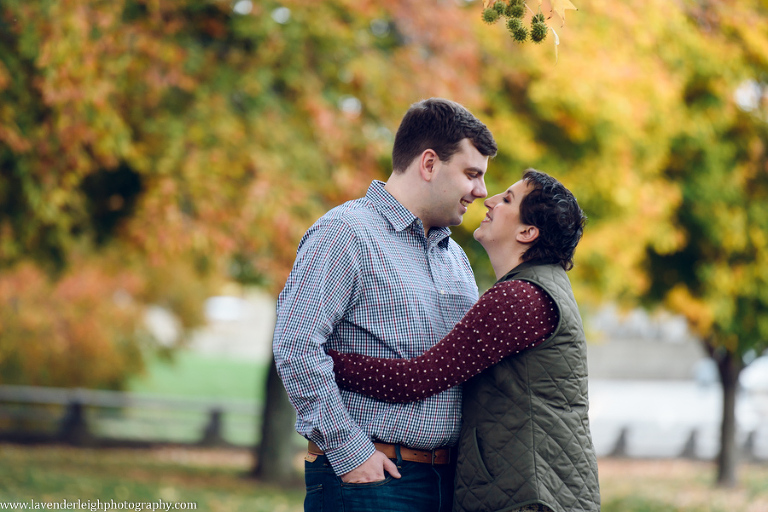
[327,280,558,403]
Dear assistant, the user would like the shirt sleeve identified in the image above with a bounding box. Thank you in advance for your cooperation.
[328,280,558,403]
[272,218,375,475]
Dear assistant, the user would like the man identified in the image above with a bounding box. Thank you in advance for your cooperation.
[273,98,497,512]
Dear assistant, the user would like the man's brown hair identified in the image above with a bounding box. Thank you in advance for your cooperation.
[391,98,497,173]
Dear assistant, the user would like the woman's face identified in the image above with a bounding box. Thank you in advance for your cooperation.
[473,179,532,247]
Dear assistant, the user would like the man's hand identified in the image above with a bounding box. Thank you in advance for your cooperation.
[340,450,402,483]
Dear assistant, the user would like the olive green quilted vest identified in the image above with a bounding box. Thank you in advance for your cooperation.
[453,262,600,512]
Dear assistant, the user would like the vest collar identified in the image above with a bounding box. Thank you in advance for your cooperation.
[497,260,544,284]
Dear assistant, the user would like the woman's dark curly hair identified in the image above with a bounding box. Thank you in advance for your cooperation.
[519,168,586,271]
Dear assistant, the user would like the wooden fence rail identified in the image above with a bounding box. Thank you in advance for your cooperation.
[2,385,766,462]
[0,385,262,447]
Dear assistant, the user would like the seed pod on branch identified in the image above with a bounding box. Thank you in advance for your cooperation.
[482,7,501,24]
[507,3,525,18]
[531,21,547,42]
[511,24,528,42]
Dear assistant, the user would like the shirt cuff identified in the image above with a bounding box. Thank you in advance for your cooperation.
[323,429,376,476]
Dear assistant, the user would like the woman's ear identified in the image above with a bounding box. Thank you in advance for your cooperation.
[419,149,438,182]
[517,225,539,244]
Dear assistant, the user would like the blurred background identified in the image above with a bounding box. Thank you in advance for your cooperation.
[1,0,767,510]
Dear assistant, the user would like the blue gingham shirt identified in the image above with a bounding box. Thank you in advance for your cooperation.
[273,180,478,476]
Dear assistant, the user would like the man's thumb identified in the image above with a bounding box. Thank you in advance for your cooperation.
[384,457,402,479]
[384,459,401,478]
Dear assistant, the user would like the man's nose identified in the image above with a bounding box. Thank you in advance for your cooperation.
[474,178,487,199]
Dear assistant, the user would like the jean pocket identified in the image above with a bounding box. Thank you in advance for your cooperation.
[339,475,400,511]
[340,475,394,488]
[304,483,323,512]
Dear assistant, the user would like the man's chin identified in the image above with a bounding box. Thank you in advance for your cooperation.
[441,218,460,229]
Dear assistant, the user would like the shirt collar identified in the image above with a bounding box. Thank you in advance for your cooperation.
[366,180,452,247]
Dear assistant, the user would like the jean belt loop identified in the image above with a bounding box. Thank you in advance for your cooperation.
[394,444,403,466]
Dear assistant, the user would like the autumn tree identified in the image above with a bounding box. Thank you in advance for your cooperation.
[642,1,768,486]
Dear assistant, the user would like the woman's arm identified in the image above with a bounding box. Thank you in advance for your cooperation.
[328,280,558,403]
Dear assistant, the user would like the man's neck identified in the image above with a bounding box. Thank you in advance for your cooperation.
[384,176,432,233]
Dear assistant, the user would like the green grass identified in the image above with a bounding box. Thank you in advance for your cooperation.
[2,445,767,512]
[0,444,303,512]
[127,352,270,402]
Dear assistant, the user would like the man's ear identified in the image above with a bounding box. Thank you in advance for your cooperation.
[517,225,539,244]
[418,149,438,182]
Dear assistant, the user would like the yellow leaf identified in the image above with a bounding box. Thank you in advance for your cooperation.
[483,0,494,8]
[551,0,577,24]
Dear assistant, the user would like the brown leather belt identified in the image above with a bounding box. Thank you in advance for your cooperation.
[308,440,451,465]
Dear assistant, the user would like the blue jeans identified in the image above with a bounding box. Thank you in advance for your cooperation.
[304,449,455,512]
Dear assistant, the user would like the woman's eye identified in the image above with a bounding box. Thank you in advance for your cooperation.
[503,196,511,203]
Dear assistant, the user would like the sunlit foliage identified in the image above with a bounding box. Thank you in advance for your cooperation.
[0,0,490,387]
[1,0,766,416]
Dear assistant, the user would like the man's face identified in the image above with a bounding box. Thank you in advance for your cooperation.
[424,138,489,230]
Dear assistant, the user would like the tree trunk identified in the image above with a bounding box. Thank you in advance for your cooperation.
[251,356,299,484]
[713,348,741,487]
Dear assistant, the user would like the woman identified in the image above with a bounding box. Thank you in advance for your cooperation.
[328,169,600,512]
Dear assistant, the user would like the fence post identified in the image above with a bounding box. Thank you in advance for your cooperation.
[742,430,757,462]
[609,427,629,457]
[58,400,93,446]
[200,407,225,446]
[679,428,698,459]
